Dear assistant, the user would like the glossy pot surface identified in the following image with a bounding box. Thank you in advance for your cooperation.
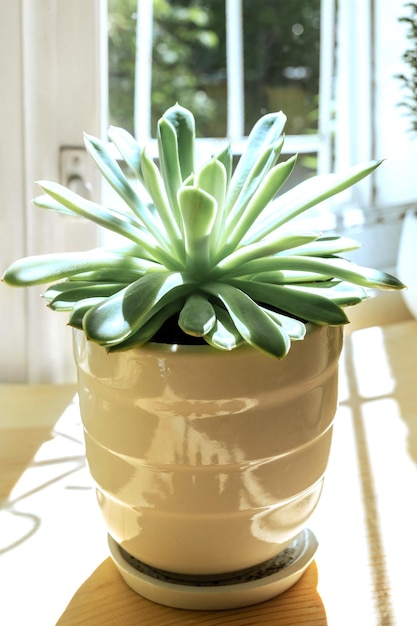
[74,324,343,575]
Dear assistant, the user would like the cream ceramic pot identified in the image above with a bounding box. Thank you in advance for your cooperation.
[73,324,343,577]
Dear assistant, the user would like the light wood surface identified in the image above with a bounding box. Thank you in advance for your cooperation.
[56,558,325,626]
[1,320,417,625]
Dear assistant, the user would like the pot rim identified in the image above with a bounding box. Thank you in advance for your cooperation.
[74,322,321,356]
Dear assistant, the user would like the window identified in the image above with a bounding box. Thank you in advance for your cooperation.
[106,0,416,236]
[1,0,413,383]
[108,0,334,187]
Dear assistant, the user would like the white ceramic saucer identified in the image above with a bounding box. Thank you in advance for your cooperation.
[108,528,318,611]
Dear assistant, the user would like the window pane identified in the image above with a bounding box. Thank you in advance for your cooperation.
[243,0,321,135]
[108,0,137,135]
[108,0,227,137]
[151,0,227,136]
[108,0,321,138]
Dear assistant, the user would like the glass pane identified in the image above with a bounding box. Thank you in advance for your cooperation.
[108,0,227,138]
[108,0,137,135]
[151,0,227,137]
[242,0,321,135]
[108,0,321,138]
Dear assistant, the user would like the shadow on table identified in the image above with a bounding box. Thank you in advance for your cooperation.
[0,385,78,501]
[0,385,84,555]
[57,558,327,626]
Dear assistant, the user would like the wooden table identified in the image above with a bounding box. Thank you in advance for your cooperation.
[1,320,417,625]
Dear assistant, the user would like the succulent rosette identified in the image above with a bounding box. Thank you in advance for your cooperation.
[3,104,404,357]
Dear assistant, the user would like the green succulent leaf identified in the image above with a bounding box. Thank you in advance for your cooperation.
[288,235,361,257]
[43,280,123,299]
[177,186,218,277]
[245,160,383,242]
[225,111,287,213]
[105,299,185,351]
[83,272,191,345]
[66,269,151,283]
[108,126,144,181]
[2,248,158,286]
[223,152,296,251]
[36,181,177,269]
[34,186,143,232]
[202,282,291,358]
[140,147,185,262]
[45,282,126,311]
[292,281,368,306]
[183,173,195,186]
[235,256,405,290]
[34,193,79,217]
[157,117,184,225]
[196,159,227,213]
[204,304,245,351]
[262,307,306,340]
[222,141,285,250]
[231,279,349,325]
[214,144,233,187]
[178,293,216,336]
[34,192,145,232]
[163,103,195,180]
[254,279,368,306]
[84,132,174,251]
[68,297,108,329]
[195,158,227,256]
[216,232,319,276]
[84,133,146,216]
[251,270,330,284]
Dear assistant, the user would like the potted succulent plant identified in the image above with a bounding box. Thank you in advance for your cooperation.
[2,104,404,610]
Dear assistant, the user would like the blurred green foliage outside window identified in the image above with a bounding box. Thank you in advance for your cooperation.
[108,0,321,138]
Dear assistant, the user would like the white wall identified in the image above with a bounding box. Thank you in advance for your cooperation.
[0,2,27,381]
[373,0,417,207]
[0,1,105,383]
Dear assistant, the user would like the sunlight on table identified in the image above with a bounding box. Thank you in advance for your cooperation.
[313,322,417,626]
[0,388,108,626]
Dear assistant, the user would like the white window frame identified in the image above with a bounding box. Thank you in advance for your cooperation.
[127,0,413,232]
[132,0,332,169]
[131,0,417,216]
